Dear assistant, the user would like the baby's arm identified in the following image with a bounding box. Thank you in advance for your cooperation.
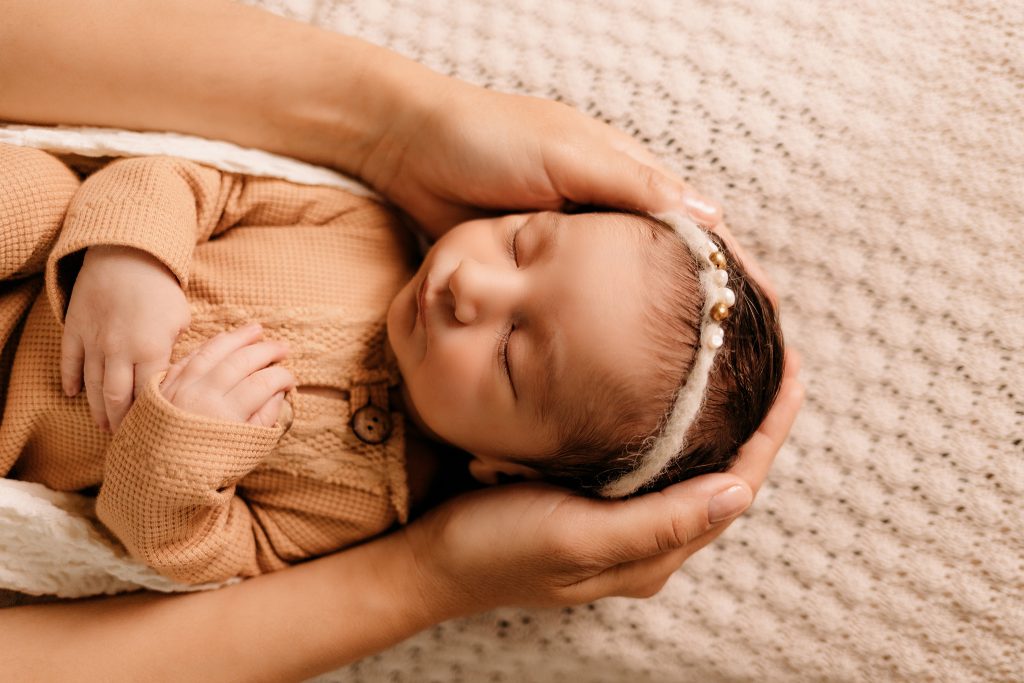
[96,324,296,584]
[46,156,242,432]
[48,157,370,432]
[99,324,404,584]
[0,144,80,281]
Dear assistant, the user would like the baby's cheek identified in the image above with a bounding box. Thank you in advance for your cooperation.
[413,352,485,435]
[425,348,480,405]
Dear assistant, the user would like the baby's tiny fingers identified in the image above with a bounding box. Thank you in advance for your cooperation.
[59,330,85,397]
[82,350,108,432]
[248,390,285,427]
[160,349,198,399]
[172,323,264,389]
[228,365,295,421]
[102,359,135,432]
[207,339,289,393]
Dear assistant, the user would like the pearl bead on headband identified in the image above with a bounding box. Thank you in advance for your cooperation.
[598,211,735,498]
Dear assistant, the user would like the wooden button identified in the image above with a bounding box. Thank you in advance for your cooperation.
[351,405,392,444]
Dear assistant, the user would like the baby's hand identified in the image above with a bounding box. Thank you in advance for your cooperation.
[159,324,294,427]
[62,245,191,432]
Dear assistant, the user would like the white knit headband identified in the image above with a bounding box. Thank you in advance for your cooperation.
[598,212,735,498]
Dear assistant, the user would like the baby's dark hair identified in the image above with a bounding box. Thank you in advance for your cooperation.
[508,209,784,497]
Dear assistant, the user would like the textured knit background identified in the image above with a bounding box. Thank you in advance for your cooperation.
[240,2,1021,681]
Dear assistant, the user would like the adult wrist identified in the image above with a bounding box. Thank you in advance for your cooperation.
[331,40,463,191]
[243,16,468,182]
[393,526,487,623]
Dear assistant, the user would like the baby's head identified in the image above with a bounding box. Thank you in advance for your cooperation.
[386,208,783,497]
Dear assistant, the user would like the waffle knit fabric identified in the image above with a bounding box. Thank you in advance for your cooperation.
[227,1,1019,682]
[0,144,414,585]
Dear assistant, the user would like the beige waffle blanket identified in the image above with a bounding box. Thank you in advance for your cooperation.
[2,1,1021,681]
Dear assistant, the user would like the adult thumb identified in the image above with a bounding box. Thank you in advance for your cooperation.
[549,144,721,224]
[594,474,753,565]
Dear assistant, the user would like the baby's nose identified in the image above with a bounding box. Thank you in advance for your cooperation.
[448,259,518,325]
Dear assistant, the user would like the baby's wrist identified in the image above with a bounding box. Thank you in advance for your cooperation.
[84,244,179,281]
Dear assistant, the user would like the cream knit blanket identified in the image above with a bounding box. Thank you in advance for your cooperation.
[2,1,1020,681]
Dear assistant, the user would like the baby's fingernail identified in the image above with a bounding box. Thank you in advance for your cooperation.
[708,484,752,523]
[683,190,721,222]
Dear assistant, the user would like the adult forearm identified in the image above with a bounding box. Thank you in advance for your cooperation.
[0,531,453,682]
[0,0,443,176]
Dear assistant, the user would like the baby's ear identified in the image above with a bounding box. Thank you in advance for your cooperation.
[467,458,542,485]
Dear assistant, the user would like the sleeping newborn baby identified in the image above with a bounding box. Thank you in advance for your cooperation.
[0,144,783,584]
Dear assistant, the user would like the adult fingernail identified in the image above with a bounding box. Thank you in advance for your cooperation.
[708,484,752,523]
[683,190,721,223]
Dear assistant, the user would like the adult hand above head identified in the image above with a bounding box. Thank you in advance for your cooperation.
[359,82,778,303]
[403,350,804,613]
[359,82,723,238]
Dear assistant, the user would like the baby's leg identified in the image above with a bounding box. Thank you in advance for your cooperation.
[1,143,81,281]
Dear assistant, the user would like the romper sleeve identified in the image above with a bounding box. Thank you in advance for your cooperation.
[42,155,371,325]
[95,371,288,584]
[96,374,406,585]
[0,144,80,280]
[43,155,240,324]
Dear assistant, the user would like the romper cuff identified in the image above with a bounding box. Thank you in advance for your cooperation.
[97,371,286,570]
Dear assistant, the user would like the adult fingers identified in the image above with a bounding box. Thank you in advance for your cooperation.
[595,545,690,600]
[547,142,721,226]
[102,359,134,432]
[566,479,751,600]
[578,484,763,601]
[595,125,723,225]
[711,220,779,309]
[609,517,740,599]
[172,323,264,389]
[59,330,85,397]
[728,349,805,495]
[82,349,108,432]
[227,365,295,421]
[247,390,286,427]
[207,339,289,393]
[570,473,752,568]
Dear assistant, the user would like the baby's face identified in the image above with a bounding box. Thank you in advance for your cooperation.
[386,211,649,476]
